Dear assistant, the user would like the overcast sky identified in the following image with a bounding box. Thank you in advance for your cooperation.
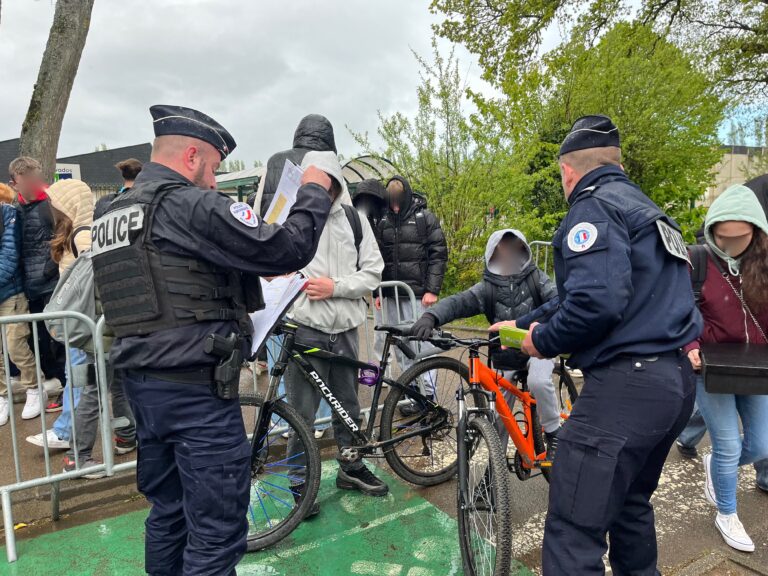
[0,0,493,165]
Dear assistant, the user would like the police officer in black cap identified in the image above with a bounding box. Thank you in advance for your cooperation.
[90,105,332,575]
[503,115,702,575]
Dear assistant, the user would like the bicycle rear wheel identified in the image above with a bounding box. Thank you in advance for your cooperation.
[457,416,512,576]
[240,394,321,552]
[380,356,487,486]
[554,360,579,416]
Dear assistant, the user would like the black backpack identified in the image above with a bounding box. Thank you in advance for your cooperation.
[688,244,709,303]
[482,268,544,324]
[342,204,363,270]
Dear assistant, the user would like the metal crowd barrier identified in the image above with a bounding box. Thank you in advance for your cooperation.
[0,312,125,563]
[530,240,554,277]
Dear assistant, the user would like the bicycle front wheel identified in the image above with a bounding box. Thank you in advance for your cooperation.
[457,416,512,576]
[241,394,321,552]
[380,356,487,486]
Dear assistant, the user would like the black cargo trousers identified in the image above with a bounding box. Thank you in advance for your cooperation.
[542,352,696,576]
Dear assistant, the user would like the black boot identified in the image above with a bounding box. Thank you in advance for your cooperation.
[545,428,560,464]
[292,483,320,518]
[336,464,389,496]
[398,394,435,417]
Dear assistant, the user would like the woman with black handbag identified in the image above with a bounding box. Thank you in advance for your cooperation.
[684,184,768,553]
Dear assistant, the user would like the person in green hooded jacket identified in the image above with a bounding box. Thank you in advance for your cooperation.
[682,184,768,553]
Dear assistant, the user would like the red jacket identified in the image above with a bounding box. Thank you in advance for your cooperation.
[685,254,768,352]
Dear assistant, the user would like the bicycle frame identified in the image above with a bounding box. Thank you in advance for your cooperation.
[252,323,451,460]
[468,350,546,470]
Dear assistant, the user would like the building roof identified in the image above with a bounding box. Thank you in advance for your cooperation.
[57,143,152,186]
[0,138,152,188]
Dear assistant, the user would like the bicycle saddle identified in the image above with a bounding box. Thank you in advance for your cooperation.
[374,323,414,336]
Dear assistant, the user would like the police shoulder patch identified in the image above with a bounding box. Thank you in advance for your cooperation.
[567,222,599,253]
[229,202,258,228]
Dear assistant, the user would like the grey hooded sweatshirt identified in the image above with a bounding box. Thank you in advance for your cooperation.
[427,229,557,327]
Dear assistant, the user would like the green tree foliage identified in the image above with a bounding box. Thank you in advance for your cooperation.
[468,22,725,239]
[353,41,512,293]
[431,0,768,99]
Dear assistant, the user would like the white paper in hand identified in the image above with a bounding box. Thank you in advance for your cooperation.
[264,159,304,225]
[249,274,306,355]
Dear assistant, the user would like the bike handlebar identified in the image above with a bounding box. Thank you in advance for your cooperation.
[406,330,500,349]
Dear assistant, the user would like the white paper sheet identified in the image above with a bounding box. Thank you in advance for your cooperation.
[249,274,306,355]
[263,159,304,225]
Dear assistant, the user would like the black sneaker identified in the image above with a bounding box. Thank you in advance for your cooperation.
[291,483,320,518]
[336,465,389,496]
[675,440,698,459]
[544,429,560,464]
[398,395,434,417]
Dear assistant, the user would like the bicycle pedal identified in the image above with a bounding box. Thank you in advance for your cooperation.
[539,461,553,468]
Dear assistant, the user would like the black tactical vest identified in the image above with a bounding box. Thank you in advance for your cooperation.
[91,181,249,338]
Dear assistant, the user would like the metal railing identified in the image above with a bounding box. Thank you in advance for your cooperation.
[0,312,124,562]
[530,240,554,278]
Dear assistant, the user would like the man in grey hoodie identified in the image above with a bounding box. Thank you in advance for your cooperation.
[285,151,388,513]
[411,229,562,457]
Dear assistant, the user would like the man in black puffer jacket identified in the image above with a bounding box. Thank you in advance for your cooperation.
[252,114,336,217]
[9,157,67,398]
[372,176,447,381]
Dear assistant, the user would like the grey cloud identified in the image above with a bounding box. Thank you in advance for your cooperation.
[0,0,485,166]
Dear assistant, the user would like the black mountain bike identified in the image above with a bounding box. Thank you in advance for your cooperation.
[241,321,483,551]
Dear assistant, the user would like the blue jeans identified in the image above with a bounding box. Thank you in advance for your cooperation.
[52,348,86,441]
[266,334,331,431]
[695,376,768,513]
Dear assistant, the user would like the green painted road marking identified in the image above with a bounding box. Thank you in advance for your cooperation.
[0,462,533,576]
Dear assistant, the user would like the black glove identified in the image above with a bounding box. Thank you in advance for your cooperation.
[410,314,436,340]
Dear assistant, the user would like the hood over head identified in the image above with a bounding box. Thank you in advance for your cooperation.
[46,179,94,230]
[484,229,533,279]
[705,184,768,275]
[293,114,337,153]
[352,178,387,222]
[301,151,351,209]
[385,175,414,215]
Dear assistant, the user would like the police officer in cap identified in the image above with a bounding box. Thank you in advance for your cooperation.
[494,115,702,575]
[90,105,332,575]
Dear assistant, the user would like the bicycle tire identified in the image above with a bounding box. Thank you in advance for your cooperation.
[380,356,487,486]
[554,361,579,414]
[530,403,550,483]
[457,415,512,576]
[240,394,321,552]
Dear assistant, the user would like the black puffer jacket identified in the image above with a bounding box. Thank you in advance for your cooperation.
[375,176,447,298]
[16,197,58,301]
[258,114,336,216]
[745,173,768,218]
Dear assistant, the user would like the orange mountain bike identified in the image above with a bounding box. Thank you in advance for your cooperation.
[391,331,577,485]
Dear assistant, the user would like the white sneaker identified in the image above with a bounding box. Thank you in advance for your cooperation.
[314,428,326,439]
[703,454,717,507]
[21,388,47,420]
[26,429,69,450]
[42,378,63,394]
[715,512,755,552]
[0,397,8,426]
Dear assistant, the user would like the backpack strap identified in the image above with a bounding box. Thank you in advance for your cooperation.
[415,209,428,244]
[525,268,544,309]
[483,282,497,325]
[70,226,91,259]
[342,204,363,270]
[687,244,708,303]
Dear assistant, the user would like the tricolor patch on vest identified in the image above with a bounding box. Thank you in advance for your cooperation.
[656,219,690,263]
[567,222,599,253]
[230,202,258,228]
[91,206,144,256]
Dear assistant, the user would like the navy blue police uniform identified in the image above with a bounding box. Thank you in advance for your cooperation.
[529,116,702,576]
[90,105,331,576]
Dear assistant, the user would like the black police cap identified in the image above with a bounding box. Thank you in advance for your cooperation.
[150,104,236,159]
[559,115,620,157]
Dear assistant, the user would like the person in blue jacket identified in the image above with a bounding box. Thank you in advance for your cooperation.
[0,183,39,426]
[493,115,702,576]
